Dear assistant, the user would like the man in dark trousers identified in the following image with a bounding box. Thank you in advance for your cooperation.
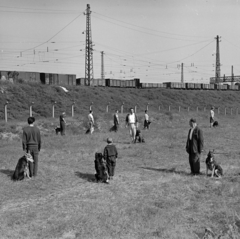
[103,138,118,180]
[186,118,204,175]
[22,117,41,177]
[59,112,66,135]
[113,110,119,132]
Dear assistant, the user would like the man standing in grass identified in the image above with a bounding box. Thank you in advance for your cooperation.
[103,138,118,180]
[113,110,119,132]
[125,108,138,143]
[210,107,214,128]
[59,112,66,135]
[144,110,151,130]
[22,117,41,177]
[88,110,94,134]
[186,118,204,176]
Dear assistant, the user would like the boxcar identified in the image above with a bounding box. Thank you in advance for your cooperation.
[185,83,195,89]
[194,83,201,89]
[201,84,209,90]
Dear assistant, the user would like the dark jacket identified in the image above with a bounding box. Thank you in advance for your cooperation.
[103,144,118,161]
[186,126,204,154]
[22,126,41,151]
[125,113,138,124]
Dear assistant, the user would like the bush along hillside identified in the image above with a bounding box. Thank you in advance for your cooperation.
[1,81,240,121]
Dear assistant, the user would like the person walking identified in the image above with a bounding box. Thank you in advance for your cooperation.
[210,107,214,128]
[22,117,41,177]
[103,138,118,180]
[144,110,151,130]
[59,112,66,135]
[125,108,138,143]
[88,110,94,134]
[113,110,119,132]
[186,118,204,175]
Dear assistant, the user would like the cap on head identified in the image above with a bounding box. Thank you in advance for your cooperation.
[107,137,113,143]
[211,107,214,110]
[189,118,196,123]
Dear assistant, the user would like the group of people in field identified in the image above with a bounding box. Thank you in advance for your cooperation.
[15,105,219,181]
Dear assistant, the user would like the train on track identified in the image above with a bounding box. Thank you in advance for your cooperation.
[1,70,239,91]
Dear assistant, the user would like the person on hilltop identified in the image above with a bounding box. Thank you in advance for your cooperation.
[113,110,119,132]
[186,118,204,176]
[125,108,138,143]
[59,112,66,135]
[22,117,41,177]
[144,110,151,130]
[103,138,118,180]
[210,107,215,128]
[88,110,94,134]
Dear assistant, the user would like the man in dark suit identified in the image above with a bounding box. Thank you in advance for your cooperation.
[186,118,204,175]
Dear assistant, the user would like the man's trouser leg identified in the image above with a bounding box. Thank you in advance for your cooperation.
[27,146,39,177]
[189,153,200,174]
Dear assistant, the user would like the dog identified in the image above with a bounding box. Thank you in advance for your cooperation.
[213,121,219,127]
[205,150,223,178]
[12,153,34,181]
[135,129,145,143]
[55,127,61,135]
[94,153,109,183]
[86,126,94,134]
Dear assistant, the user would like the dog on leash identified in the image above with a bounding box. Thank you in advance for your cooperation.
[213,121,219,127]
[55,127,61,135]
[94,153,109,183]
[205,150,223,178]
[12,153,34,181]
[135,129,145,143]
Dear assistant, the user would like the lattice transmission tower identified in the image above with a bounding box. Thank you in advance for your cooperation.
[215,35,221,83]
[85,4,94,85]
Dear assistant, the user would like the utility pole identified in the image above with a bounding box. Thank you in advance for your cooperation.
[231,65,234,86]
[85,4,94,86]
[215,35,221,83]
[101,51,104,80]
[181,63,184,83]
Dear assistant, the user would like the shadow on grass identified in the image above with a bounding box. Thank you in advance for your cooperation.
[0,169,14,177]
[74,171,96,182]
[140,167,192,176]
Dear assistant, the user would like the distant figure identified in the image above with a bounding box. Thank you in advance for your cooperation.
[113,110,119,132]
[210,107,214,128]
[22,117,41,177]
[144,110,151,130]
[186,118,204,176]
[103,138,118,180]
[59,112,66,135]
[125,108,138,143]
[88,110,94,134]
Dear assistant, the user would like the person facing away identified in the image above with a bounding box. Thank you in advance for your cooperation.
[144,110,150,130]
[113,110,119,132]
[210,107,214,128]
[186,118,204,176]
[22,117,41,177]
[125,108,138,143]
[59,112,66,135]
[88,110,94,134]
[103,138,118,180]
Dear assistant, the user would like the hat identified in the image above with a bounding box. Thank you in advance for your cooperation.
[107,137,113,143]
[211,106,214,109]
[189,118,196,123]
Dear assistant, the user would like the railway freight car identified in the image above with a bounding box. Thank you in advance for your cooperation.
[40,73,76,85]
[165,82,186,89]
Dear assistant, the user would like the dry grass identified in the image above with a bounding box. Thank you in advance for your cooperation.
[0,111,240,239]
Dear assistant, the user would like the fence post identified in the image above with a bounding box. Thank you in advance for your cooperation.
[169,105,171,112]
[218,107,220,114]
[225,108,227,115]
[30,101,34,117]
[72,101,75,117]
[135,105,137,113]
[159,105,160,112]
[231,108,233,115]
[237,108,238,115]
[121,102,124,114]
[204,107,206,112]
[196,106,198,112]
[52,101,56,118]
[106,102,110,113]
[90,102,93,111]
[146,103,149,111]
[179,106,180,112]
[4,101,8,123]
[188,107,190,112]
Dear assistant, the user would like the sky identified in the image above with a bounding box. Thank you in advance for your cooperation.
[1,0,240,83]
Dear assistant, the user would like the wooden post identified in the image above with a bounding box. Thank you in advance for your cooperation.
[188,107,190,112]
[30,102,34,117]
[121,102,124,114]
[53,101,57,118]
[169,105,171,112]
[89,102,93,111]
[225,108,227,115]
[179,106,180,112]
[4,101,8,123]
[237,108,238,115]
[218,107,220,114]
[72,102,75,117]
[146,103,149,111]
[231,108,233,115]
[135,105,137,113]
[204,107,206,112]
[106,102,110,113]
[196,106,198,112]
[159,105,160,112]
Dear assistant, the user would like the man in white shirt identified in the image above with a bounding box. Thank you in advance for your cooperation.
[125,108,138,143]
[144,110,151,130]
[210,107,214,128]
[88,110,94,134]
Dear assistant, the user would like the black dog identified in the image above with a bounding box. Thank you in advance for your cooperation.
[213,121,218,127]
[94,153,109,183]
[55,127,61,135]
[12,153,33,181]
[205,150,223,178]
[135,129,145,143]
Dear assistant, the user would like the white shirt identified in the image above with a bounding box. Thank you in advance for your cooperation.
[210,110,214,118]
[88,113,94,123]
[128,113,136,124]
[145,113,149,121]
[189,127,194,140]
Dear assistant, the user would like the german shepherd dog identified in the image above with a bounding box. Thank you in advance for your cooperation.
[94,153,109,183]
[55,127,61,135]
[205,150,223,178]
[135,129,145,143]
[213,121,219,127]
[12,153,34,181]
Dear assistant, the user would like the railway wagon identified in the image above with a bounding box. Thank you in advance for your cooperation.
[18,72,40,83]
[194,83,201,89]
[209,84,215,90]
[40,73,76,85]
[227,85,239,90]
[185,83,195,89]
[201,83,210,90]
[76,78,86,85]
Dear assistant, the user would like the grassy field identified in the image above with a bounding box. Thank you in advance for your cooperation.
[0,110,240,239]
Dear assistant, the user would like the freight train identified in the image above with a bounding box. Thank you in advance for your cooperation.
[1,70,239,91]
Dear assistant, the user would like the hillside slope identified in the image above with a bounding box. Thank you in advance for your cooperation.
[1,81,240,120]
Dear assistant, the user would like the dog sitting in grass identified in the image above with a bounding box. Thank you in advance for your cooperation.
[213,121,219,127]
[55,127,61,135]
[12,153,34,181]
[94,153,109,183]
[205,150,223,178]
[135,129,145,143]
